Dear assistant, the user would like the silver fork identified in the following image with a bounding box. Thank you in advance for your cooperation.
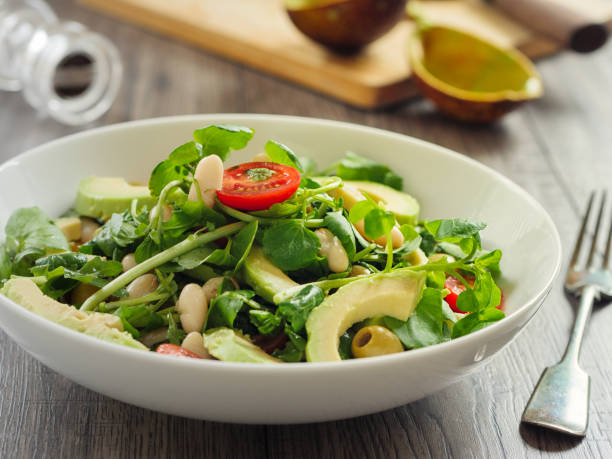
[522,191,612,436]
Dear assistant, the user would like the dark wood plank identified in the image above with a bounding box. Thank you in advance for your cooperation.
[0,0,611,458]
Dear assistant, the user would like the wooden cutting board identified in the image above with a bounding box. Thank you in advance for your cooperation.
[80,0,612,108]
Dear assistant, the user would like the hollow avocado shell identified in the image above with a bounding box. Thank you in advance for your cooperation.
[408,25,543,122]
[286,0,408,52]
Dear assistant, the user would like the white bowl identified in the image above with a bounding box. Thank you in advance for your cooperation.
[0,115,561,424]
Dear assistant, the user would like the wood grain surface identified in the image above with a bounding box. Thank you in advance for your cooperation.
[1,0,611,457]
[78,0,612,108]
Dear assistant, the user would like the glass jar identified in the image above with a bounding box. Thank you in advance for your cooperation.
[0,0,122,125]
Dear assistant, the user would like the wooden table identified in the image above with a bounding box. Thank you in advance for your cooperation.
[1,1,611,457]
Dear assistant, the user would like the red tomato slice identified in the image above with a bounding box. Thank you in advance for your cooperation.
[216,162,301,211]
[156,343,202,359]
[444,276,504,313]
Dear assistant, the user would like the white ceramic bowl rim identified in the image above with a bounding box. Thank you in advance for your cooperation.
[0,114,562,373]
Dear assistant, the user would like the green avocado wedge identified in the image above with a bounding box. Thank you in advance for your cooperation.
[242,246,299,303]
[204,328,281,364]
[314,177,419,225]
[305,270,426,362]
[75,177,156,220]
[2,278,147,350]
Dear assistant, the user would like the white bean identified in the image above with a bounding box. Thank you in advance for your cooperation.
[181,331,211,359]
[139,327,168,348]
[188,155,224,207]
[404,248,428,266]
[349,265,370,277]
[176,283,208,333]
[79,218,100,243]
[121,253,137,272]
[70,283,99,305]
[201,276,238,303]
[149,204,173,223]
[127,273,158,299]
[354,220,404,249]
[315,228,349,273]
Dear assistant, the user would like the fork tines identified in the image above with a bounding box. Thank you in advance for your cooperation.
[570,191,612,272]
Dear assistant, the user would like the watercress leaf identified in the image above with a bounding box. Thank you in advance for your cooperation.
[192,124,254,161]
[262,221,320,271]
[249,309,283,336]
[264,140,304,172]
[5,207,69,255]
[277,285,325,333]
[0,244,11,281]
[149,160,189,196]
[363,208,394,240]
[204,291,246,330]
[167,313,186,345]
[473,271,501,309]
[32,252,89,273]
[348,200,377,224]
[475,249,502,273]
[384,287,446,349]
[338,331,354,360]
[230,220,258,273]
[335,152,403,191]
[459,237,474,255]
[175,246,215,270]
[167,141,201,166]
[250,200,301,218]
[396,224,422,255]
[456,288,479,313]
[163,199,226,236]
[114,306,164,339]
[451,307,504,339]
[419,232,436,256]
[12,247,46,276]
[425,219,487,241]
[383,171,403,190]
[426,271,446,289]
[436,241,466,260]
[83,210,147,260]
[324,212,356,261]
[203,244,237,268]
[272,325,306,362]
[299,156,317,176]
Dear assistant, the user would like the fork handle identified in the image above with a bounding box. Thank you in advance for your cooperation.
[561,284,597,365]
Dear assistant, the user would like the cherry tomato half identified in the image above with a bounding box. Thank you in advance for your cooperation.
[156,343,202,359]
[444,276,504,313]
[216,162,301,211]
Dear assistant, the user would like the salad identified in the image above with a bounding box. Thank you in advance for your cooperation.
[0,125,505,363]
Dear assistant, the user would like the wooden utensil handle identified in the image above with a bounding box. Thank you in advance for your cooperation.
[493,0,609,52]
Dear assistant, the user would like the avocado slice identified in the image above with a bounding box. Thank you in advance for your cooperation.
[325,179,420,225]
[204,328,281,364]
[242,246,299,303]
[305,270,426,362]
[2,278,147,350]
[74,177,157,220]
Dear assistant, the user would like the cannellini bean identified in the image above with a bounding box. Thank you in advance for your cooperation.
[127,273,158,299]
[252,152,271,162]
[428,253,456,263]
[201,276,238,302]
[188,155,223,208]
[176,283,209,333]
[181,331,211,359]
[121,253,137,272]
[188,187,217,208]
[353,220,404,249]
[70,283,99,306]
[349,265,370,277]
[149,204,173,223]
[139,327,168,348]
[79,218,100,243]
[315,228,349,273]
